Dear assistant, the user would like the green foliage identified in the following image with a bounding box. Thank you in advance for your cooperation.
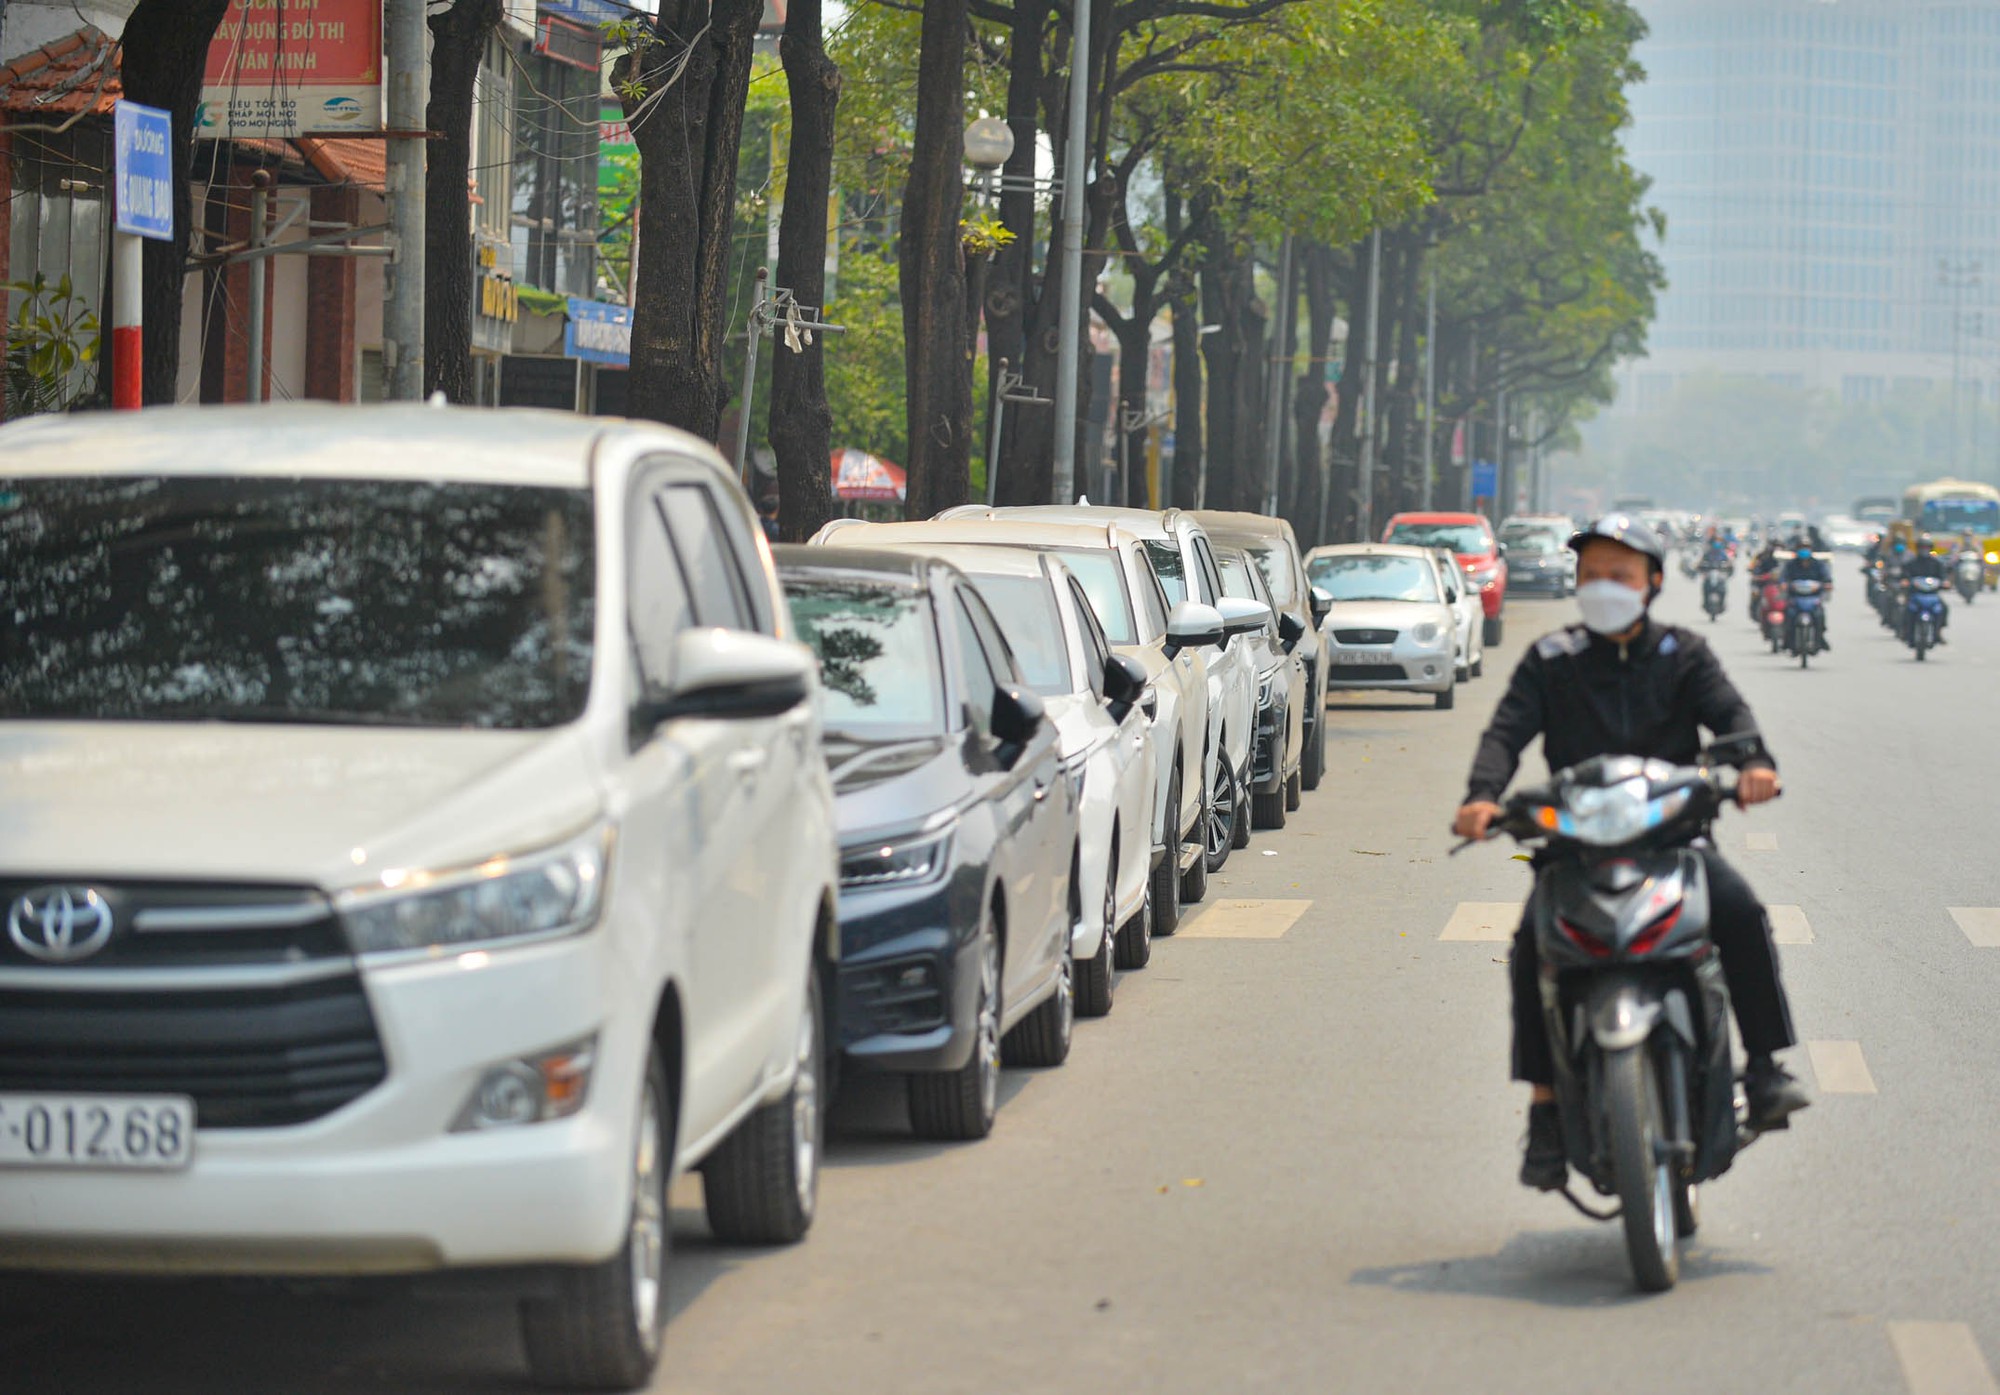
[5,274,102,420]
[822,244,909,465]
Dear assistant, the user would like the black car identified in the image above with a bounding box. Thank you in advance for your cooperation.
[775,545,1078,1142]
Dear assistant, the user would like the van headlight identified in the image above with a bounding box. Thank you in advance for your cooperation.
[339,825,612,956]
[841,826,953,889]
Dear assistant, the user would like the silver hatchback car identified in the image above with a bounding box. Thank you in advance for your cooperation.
[1303,543,1462,710]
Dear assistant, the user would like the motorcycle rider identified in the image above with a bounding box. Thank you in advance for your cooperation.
[1747,536,1782,623]
[1901,533,1949,643]
[1780,543,1833,651]
[1451,516,1811,1192]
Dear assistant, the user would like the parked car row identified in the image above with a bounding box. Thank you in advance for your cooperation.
[0,406,1350,1392]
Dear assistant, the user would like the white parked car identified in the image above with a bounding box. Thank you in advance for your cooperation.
[0,405,840,1391]
[850,541,1158,1000]
[1430,547,1487,681]
[1216,545,1307,831]
[815,517,1223,933]
[1304,543,1462,709]
[941,506,1265,881]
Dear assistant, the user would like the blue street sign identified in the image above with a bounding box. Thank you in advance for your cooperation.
[113,101,174,241]
[1470,459,1498,499]
[565,297,632,366]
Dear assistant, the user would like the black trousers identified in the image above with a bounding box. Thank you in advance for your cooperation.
[1509,849,1797,1085]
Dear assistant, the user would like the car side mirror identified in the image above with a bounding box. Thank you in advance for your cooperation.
[1102,652,1148,720]
[634,629,813,735]
[1308,586,1334,625]
[989,684,1047,765]
[1162,601,1225,658]
[1277,611,1306,652]
[1216,596,1271,639]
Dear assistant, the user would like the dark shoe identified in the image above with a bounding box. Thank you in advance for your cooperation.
[1520,1101,1567,1191]
[1745,1056,1810,1131]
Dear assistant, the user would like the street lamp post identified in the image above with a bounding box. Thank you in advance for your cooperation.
[1051,0,1091,505]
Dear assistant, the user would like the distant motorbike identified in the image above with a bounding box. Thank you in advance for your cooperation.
[1785,579,1825,667]
[1956,551,1983,605]
[1700,567,1729,622]
[1461,734,1780,1293]
[1758,578,1787,652]
[1906,577,1947,661]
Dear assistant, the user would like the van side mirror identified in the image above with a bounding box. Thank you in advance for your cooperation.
[1162,601,1225,658]
[1103,652,1148,720]
[1217,597,1272,639]
[634,629,813,735]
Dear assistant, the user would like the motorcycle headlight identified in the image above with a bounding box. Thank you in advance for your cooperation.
[340,825,612,956]
[1987,551,1997,565]
[841,826,953,889]
[1558,778,1653,846]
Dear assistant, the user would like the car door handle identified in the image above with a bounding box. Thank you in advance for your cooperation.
[728,749,768,777]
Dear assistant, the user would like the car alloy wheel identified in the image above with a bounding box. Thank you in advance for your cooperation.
[975,934,1002,1118]
[628,1082,667,1344]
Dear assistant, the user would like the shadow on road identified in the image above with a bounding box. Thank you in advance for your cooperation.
[1348,1227,1771,1309]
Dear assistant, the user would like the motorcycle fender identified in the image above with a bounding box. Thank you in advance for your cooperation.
[1661,986,1698,1048]
[1588,983,1663,1053]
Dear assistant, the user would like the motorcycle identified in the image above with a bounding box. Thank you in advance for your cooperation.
[1758,577,1787,652]
[1906,576,1947,661]
[1785,579,1825,668]
[1458,734,1779,1293]
[1699,566,1730,621]
[1956,551,1983,605]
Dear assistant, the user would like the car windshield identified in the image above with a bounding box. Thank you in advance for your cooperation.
[1387,521,1490,553]
[1500,529,1558,555]
[1055,549,1136,643]
[1307,554,1441,603]
[785,574,947,738]
[0,475,595,728]
[1142,538,1188,605]
[965,575,1070,696]
[1245,542,1297,605]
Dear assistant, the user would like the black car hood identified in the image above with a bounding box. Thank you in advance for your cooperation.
[824,731,969,839]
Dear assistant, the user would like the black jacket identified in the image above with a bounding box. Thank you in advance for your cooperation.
[1464,620,1775,804]
[1902,552,1946,580]
[1780,556,1830,583]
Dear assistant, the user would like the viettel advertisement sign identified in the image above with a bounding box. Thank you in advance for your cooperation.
[197,0,383,140]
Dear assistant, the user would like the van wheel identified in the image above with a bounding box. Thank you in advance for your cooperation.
[520,1052,670,1390]
[1074,849,1114,1018]
[1150,765,1185,936]
[1115,874,1153,970]
[1004,954,1073,1068]
[1203,751,1236,872]
[908,922,1001,1141]
[1300,718,1326,791]
[701,972,822,1245]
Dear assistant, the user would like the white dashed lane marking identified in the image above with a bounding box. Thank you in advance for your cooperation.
[1948,908,2000,948]
[1767,905,1814,945]
[1803,1040,1878,1095]
[1888,1321,2000,1395]
[1440,902,1521,942]
[1176,899,1312,940]
[1746,830,1780,852]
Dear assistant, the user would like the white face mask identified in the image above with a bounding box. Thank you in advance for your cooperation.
[1576,579,1648,636]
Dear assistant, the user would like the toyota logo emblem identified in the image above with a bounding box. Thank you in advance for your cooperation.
[7,887,115,963]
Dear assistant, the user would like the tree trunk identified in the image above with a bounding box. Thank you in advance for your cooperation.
[767,0,840,542]
[1201,231,1262,512]
[424,0,502,404]
[119,0,232,405]
[1168,275,1203,510]
[1325,242,1366,541]
[620,0,766,442]
[898,0,972,519]
[981,0,1050,503]
[1385,236,1424,514]
[1287,241,1337,549]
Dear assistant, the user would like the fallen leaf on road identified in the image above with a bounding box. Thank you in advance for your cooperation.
[1353,849,1385,856]
[1181,1178,1205,1188]
[1157,1185,1170,1194]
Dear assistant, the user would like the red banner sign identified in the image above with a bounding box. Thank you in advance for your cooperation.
[197,0,383,139]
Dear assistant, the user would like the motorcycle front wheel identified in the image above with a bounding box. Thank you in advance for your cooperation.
[1605,1045,1680,1293]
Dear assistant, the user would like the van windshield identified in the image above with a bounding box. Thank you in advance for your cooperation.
[0,475,596,729]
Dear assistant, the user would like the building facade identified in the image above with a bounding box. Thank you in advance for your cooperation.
[1616,0,2000,409]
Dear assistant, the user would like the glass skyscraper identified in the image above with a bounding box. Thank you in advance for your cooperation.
[1617,0,2000,409]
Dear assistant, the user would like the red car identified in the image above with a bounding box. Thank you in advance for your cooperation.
[1382,512,1507,644]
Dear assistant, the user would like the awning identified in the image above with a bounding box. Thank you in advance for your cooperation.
[832,447,905,502]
